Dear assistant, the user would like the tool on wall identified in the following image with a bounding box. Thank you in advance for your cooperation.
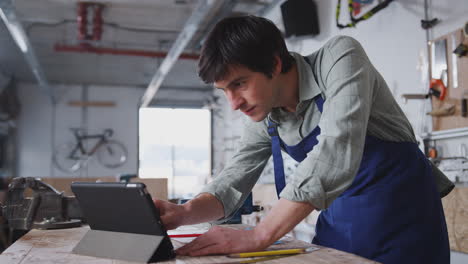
[421,18,440,30]
[453,22,468,58]
[431,39,448,83]
[462,90,468,118]
[429,78,447,100]
[336,0,395,29]
[404,38,450,102]
[401,81,447,102]
[420,0,440,30]
[426,104,455,117]
[451,33,459,89]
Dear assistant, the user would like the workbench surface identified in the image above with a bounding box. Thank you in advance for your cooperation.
[0,226,379,263]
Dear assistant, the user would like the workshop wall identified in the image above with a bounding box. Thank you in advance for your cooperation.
[16,82,143,178]
[210,0,468,261]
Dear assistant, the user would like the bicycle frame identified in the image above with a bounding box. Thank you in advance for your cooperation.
[67,129,112,159]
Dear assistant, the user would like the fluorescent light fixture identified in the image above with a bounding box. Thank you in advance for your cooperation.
[0,9,28,53]
[0,8,28,52]
[0,1,55,104]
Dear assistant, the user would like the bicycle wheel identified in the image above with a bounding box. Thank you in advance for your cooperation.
[53,143,83,173]
[96,140,128,169]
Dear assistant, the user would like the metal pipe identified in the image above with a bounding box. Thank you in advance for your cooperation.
[77,2,88,41]
[54,44,199,60]
[422,127,468,140]
[92,4,103,41]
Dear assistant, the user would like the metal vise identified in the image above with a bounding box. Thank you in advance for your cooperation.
[1,177,82,230]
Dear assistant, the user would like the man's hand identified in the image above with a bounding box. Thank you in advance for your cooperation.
[154,193,225,230]
[176,198,315,256]
[153,199,187,230]
[176,226,267,256]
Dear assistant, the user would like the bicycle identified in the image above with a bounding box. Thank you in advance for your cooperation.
[53,128,127,173]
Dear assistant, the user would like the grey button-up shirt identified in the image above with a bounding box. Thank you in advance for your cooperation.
[201,36,454,221]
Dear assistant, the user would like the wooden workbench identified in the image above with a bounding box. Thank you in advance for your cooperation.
[0,226,379,263]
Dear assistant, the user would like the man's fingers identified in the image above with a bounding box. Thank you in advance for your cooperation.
[187,243,229,256]
[176,234,215,255]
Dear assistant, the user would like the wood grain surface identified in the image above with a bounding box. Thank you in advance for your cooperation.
[0,225,379,264]
[442,186,468,253]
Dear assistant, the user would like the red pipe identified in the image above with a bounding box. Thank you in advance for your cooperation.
[77,2,89,41]
[92,5,103,41]
[54,44,200,60]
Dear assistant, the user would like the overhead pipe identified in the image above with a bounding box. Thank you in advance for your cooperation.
[77,2,104,41]
[77,2,88,41]
[56,2,199,59]
[54,44,199,60]
[92,4,103,41]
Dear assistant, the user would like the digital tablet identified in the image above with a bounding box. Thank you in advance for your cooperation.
[71,182,175,260]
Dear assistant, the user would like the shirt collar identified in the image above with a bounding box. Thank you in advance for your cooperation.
[292,52,322,104]
[268,52,322,124]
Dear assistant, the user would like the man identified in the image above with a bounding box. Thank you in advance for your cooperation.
[154,15,453,263]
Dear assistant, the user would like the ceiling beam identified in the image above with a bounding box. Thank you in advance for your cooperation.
[139,0,217,108]
[0,0,56,104]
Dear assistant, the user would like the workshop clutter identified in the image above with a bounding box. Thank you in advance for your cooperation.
[0,176,168,252]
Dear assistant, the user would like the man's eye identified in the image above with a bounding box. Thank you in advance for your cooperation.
[234,81,246,88]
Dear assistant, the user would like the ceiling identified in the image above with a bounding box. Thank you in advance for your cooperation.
[0,0,279,93]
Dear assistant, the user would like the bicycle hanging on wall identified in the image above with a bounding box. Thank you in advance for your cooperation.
[53,128,127,173]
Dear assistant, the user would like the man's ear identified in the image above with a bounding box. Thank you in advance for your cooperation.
[273,55,282,76]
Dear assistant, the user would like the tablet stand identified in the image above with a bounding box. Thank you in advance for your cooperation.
[72,229,175,263]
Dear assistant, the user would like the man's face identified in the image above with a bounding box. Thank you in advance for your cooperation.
[214,66,279,122]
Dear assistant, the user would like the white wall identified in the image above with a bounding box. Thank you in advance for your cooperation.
[17,82,143,178]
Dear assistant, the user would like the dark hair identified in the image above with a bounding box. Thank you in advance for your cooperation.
[198,15,294,84]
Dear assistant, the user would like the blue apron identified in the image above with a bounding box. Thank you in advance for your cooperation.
[267,95,450,263]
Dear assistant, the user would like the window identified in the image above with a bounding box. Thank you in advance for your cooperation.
[139,108,211,199]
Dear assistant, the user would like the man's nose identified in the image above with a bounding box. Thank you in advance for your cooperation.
[226,90,244,111]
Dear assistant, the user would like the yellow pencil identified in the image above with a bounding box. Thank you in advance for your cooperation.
[228,247,316,258]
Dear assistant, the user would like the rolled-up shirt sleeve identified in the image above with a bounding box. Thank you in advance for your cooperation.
[201,118,272,221]
[280,37,375,210]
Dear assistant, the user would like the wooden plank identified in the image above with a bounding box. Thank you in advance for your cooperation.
[0,225,379,264]
[442,187,468,253]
